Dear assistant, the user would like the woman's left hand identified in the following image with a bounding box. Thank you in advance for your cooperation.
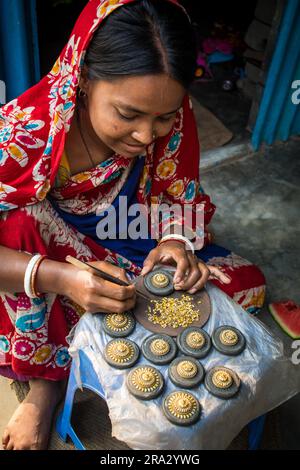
[141,241,231,294]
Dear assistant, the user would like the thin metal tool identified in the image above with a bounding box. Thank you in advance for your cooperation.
[65,255,150,301]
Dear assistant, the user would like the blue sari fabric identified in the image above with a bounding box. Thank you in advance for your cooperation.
[49,156,156,267]
[49,156,230,267]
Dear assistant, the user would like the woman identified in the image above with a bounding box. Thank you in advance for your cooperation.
[0,0,265,450]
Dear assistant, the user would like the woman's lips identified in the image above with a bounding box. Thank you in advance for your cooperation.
[122,141,147,152]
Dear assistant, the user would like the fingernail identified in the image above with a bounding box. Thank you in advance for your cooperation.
[188,288,197,294]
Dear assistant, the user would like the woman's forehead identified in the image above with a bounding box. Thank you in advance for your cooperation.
[92,74,185,114]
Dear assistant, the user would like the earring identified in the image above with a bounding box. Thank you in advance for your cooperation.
[78,88,87,98]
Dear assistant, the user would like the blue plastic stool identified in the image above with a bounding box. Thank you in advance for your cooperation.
[56,351,266,450]
[248,414,266,450]
[56,350,105,450]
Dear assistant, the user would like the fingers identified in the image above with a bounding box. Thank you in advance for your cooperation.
[92,276,136,301]
[173,252,191,285]
[174,253,201,291]
[5,441,14,450]
[141,243,190,279]
[72,270,136,313]
[84,261,135,299]
[186,261,210,294]
[207,265,231,284]
[88,260,129,284]
[139,245,230,299]
[79,276,136,313]
[2,429,9,450]
[3,434,13,450]
[141,250,158,276]
[88,292,136,314]
[141,246,205,293]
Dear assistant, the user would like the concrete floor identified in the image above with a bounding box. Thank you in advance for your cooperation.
[202,138,300,305]
[190,80,252,145]
[0,138,299,450]
[202,137,300,450]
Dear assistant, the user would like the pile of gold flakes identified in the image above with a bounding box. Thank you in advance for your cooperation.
[147,295,201,329]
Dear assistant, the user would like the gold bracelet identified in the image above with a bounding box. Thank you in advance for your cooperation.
[30,255,48,298]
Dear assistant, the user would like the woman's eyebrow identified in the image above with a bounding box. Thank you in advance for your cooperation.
[115,102,180,116]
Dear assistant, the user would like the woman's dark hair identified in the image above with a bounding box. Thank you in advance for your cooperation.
[84,0,197,90]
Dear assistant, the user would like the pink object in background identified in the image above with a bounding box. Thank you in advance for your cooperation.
[196,52,213,79]
[203,37,233,56]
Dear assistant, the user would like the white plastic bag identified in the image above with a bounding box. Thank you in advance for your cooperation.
[68,283,300,450]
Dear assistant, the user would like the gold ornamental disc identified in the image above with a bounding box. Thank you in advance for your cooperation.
[106,340,134,364]
[106,313,130,331]
[212,369,233,389]
[220,329,238,346]
[176,360,198,379]
[150,339,170,356]
[151,273,170,288]
[166,392,198,419]
[186,331,205,349]
[130,366,162,393]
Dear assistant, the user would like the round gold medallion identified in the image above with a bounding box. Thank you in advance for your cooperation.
[106,340,133,362]
[177,327,211,359]
[127,365,164,400]
[144,269,174,296]
[132,367,159,391]
[169,356,204,388]
[212,326,245,356]
[176,360,198,379]
[142,334,177,365]
[186,331,205,349]
[205,366,241,398]
[220,329,238,346]
[150,339,170,356]
[109,313,129,329]
[103,311,135,338]
[104,339,139,369]
[211,369,233,389]
[163,391,201,425]
[151,273,170,289]
[168,392,197,418]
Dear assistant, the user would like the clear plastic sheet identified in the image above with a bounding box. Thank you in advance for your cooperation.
[68,282,300,450]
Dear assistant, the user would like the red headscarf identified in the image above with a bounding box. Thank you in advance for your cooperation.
[0,0,215,235]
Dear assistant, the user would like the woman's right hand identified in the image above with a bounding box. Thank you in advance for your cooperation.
[55,260,136,314]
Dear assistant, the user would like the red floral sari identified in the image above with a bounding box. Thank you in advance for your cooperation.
[0,0,265,381]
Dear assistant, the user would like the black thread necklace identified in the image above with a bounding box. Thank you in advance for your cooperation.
[76,107,97,168]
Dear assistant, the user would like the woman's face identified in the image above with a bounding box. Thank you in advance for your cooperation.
[80,73,186,158]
